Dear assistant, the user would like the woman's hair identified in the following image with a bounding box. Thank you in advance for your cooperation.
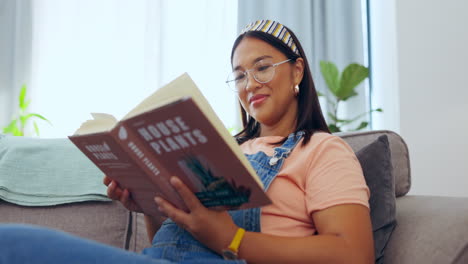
[231,24,330,146]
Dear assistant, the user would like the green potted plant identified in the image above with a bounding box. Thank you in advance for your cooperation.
[319,61,382,133]
[2,84,51,136]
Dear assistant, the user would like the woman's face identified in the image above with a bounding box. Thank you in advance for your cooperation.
[232,37,303,130]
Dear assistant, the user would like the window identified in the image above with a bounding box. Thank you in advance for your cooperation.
[30,0,239,138]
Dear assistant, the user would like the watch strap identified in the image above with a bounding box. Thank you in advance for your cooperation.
[228,227,246,252]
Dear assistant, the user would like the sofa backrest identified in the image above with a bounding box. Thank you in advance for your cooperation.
[337,130,411,197]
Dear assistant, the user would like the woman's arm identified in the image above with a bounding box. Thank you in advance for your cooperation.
[144,214,166,242]
[104,176,167,242]
[156,177,374,264]
[237,204,374,264]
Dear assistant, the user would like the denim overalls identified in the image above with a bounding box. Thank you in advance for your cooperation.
[141,131,305,263]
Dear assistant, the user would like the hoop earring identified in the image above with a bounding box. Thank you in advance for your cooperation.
[294,85,300,95]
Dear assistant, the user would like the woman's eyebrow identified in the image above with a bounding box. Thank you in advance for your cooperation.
[233,55,273,71]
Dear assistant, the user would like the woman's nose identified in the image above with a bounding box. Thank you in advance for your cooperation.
[245,72,261,92]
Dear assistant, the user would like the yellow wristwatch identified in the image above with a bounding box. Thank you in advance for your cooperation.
[222,227,246,260]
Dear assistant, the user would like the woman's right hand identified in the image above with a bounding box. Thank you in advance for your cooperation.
[103,175,143,213]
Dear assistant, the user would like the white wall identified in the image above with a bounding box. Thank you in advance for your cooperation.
[372,0,468,197]
[369,1,400,133]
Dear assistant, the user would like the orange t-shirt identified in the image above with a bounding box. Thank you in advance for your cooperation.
[240,132,370,237]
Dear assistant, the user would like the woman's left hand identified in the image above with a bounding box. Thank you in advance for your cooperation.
[154,176,239,255]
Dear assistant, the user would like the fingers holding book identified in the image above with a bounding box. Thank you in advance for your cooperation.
[154,176,204,224]
[103,175,144,213]
[155,176,239,255]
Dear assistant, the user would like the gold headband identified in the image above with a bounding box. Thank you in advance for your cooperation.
[240,20,300,55]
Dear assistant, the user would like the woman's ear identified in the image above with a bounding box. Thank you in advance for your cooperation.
[293,58,305,85]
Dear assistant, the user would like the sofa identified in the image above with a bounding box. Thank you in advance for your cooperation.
[1,130,467,263]
[339,130,468,263]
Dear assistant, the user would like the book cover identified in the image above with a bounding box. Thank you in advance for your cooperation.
[69,73,271,218]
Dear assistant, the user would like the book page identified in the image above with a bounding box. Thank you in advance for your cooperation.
[73,113,118,135]
[122,74,217,121]
[123,96,183,120]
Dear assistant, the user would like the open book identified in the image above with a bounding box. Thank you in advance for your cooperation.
[69,73,271,218]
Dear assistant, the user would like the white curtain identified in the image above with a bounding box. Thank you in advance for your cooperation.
[27,0,238,138]
[0,0,33,128]
[237,0,369,131]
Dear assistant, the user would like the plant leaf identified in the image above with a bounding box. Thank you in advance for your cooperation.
[19,84,27,111]
[2,119,18,134]
[33,121,40,136]
[338,63,369,100]
[341,91,358,101]
[353,121,369,131]
[328,124,341,133]
[341,108,383,126]
[14,128,23,136]
[19,115,27,130]
[228,126,240,135]
[4,121,23,136]
[24,100,31,111]
[30,113,51,124]
[319,61,340,97]
[327,112,348,123]
[327,112,338,123]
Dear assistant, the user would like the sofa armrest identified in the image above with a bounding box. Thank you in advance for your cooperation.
[385,195,468,264]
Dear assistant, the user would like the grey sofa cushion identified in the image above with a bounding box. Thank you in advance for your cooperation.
[339,130,411,197]
[385,196,468,264]
[355,135,396,264]
[0,200,132,249]
[128,212,152,252]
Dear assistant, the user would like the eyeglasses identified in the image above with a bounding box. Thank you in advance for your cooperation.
[226,58,291,92]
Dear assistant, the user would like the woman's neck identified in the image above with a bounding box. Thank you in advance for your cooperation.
[259,119,297,138]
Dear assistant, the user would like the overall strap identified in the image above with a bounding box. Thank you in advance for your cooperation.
[238,131,305,232]
[261,131,305,191]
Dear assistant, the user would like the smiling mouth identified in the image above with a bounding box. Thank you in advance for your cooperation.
[249,95,268,105]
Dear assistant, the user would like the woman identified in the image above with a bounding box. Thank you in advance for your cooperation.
[0,20,374,264]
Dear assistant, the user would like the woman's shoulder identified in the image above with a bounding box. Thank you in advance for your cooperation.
[294,132,357,164]
[303,132,351,151]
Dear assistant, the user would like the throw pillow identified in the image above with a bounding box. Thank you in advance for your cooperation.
[355,135,396,264]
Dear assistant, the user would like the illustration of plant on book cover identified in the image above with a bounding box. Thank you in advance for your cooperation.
[178,154,251,209]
